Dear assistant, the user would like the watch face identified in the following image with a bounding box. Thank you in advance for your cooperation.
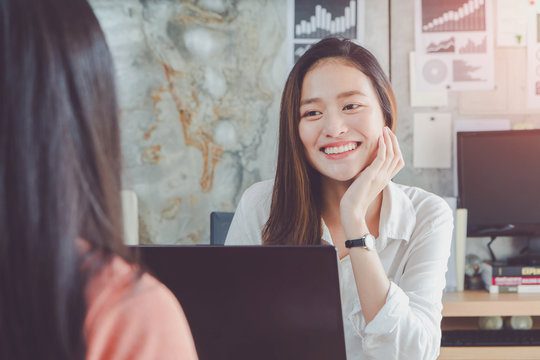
[364,234,376,250]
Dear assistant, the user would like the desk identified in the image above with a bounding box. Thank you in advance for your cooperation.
[438,291,540,360]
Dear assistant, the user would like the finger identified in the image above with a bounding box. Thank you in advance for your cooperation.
[388,130,404,176]
[390,154,404,178]
[371,134,386,170]
[363,135,385,177]
[388,129,400,163]
[383,127,394,171]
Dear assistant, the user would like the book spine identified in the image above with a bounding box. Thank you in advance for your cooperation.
[492,276,540,286]
[489,284,540,293]
[491,265,540,277]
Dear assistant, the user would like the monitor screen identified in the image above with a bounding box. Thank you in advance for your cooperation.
[457,129,540,237]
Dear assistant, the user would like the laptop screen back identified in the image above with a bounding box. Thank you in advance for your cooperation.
[136,245,346,360]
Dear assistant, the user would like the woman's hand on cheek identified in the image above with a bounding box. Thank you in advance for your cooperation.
[339,127,404,236]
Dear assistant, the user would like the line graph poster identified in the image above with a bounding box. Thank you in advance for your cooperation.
[414,0,494,91]
[426,37,455,53]
[458,36,486,53]
[288,0,365,65]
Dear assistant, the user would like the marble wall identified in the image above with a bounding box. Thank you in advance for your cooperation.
[91,0,288,244]
[90,0,390,244]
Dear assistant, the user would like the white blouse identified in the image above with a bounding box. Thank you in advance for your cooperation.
[225,179,453,360]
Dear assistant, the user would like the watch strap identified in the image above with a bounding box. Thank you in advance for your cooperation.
[345,234,369,248]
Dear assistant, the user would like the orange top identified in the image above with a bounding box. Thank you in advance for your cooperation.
[84,256,198,360]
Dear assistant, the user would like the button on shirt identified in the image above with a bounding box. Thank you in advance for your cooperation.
[225,180,453,360]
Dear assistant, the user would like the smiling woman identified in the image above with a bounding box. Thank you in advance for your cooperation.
[267,39,398,248]
[225,38,454,360]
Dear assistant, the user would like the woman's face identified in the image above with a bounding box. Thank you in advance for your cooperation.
[298,59,386,182]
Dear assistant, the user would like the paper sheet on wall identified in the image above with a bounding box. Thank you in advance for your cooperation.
[409,52,448,107]
[496,0,528,47]
[413,113,452,168]
[288,0,366,68]
[527,2,540,108]
[414,0,495,91]
[452,118,511,196]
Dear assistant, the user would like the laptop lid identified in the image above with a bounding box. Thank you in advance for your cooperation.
[136,245,346,360]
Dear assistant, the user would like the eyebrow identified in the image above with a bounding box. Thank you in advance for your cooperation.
[300,90,367,106]
[337,90,366,99]
[299,97,321,106]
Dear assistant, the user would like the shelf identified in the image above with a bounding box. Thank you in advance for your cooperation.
[439,346,540,360]
[443,290,540,317]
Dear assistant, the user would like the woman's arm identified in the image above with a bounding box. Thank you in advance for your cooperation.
[340,127,453,358]
[356,203,453,359]
[340,127,404,323]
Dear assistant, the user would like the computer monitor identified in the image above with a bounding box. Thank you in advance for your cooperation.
[457,129,540,237]
[135,245,346,360]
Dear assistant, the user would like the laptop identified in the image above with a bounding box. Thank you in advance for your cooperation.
[135,245,346,360]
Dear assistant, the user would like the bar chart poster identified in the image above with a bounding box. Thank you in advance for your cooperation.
[414,0,494,91]
[421,0,486,32]
[288,0,365,65]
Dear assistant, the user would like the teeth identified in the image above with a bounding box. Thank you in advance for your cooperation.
[323,143,357,155]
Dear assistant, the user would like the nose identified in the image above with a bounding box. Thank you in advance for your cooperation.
[322,110,348,138]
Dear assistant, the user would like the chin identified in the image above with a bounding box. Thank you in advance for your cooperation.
[320,169,361,183]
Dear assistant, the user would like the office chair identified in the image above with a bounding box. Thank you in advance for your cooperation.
[210,211,234,245]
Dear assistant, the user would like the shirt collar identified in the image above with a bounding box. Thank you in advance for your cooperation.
[378,181,416,244]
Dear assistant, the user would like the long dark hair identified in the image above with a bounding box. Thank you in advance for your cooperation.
[263,38,397,245]
[0,0,132,358]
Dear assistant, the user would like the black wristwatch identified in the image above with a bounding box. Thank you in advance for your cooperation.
[344,234,375,251]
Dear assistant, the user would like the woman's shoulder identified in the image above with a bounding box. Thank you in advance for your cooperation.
[394,182,453,226]
[85,256,163,319]
[394,182,451,209]
[85,256,197,359]
[240,179,274,202]
[224,180,274,245]
[237,179,274,211]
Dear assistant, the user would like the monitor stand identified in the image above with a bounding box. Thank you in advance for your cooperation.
[507,253,540,266]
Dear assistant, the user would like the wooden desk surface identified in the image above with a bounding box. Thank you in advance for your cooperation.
[439,346,540,360]
[443,290,540,317]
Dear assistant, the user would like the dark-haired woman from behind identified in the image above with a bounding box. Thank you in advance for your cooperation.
[0,0,197,359]
[226,38,453,359]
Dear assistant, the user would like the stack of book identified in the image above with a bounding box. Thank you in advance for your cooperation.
[481,261,540,294]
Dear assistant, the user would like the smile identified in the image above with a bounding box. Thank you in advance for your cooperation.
[320,142,359,155]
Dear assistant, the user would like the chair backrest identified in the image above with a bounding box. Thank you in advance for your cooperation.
[210,211,234,245]
[121,190,139,245]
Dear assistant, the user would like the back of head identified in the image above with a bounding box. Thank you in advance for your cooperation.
[0,0,127,358]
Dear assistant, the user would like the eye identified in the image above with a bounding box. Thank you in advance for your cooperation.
[301,110,322,118]
[343,103,361,111]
